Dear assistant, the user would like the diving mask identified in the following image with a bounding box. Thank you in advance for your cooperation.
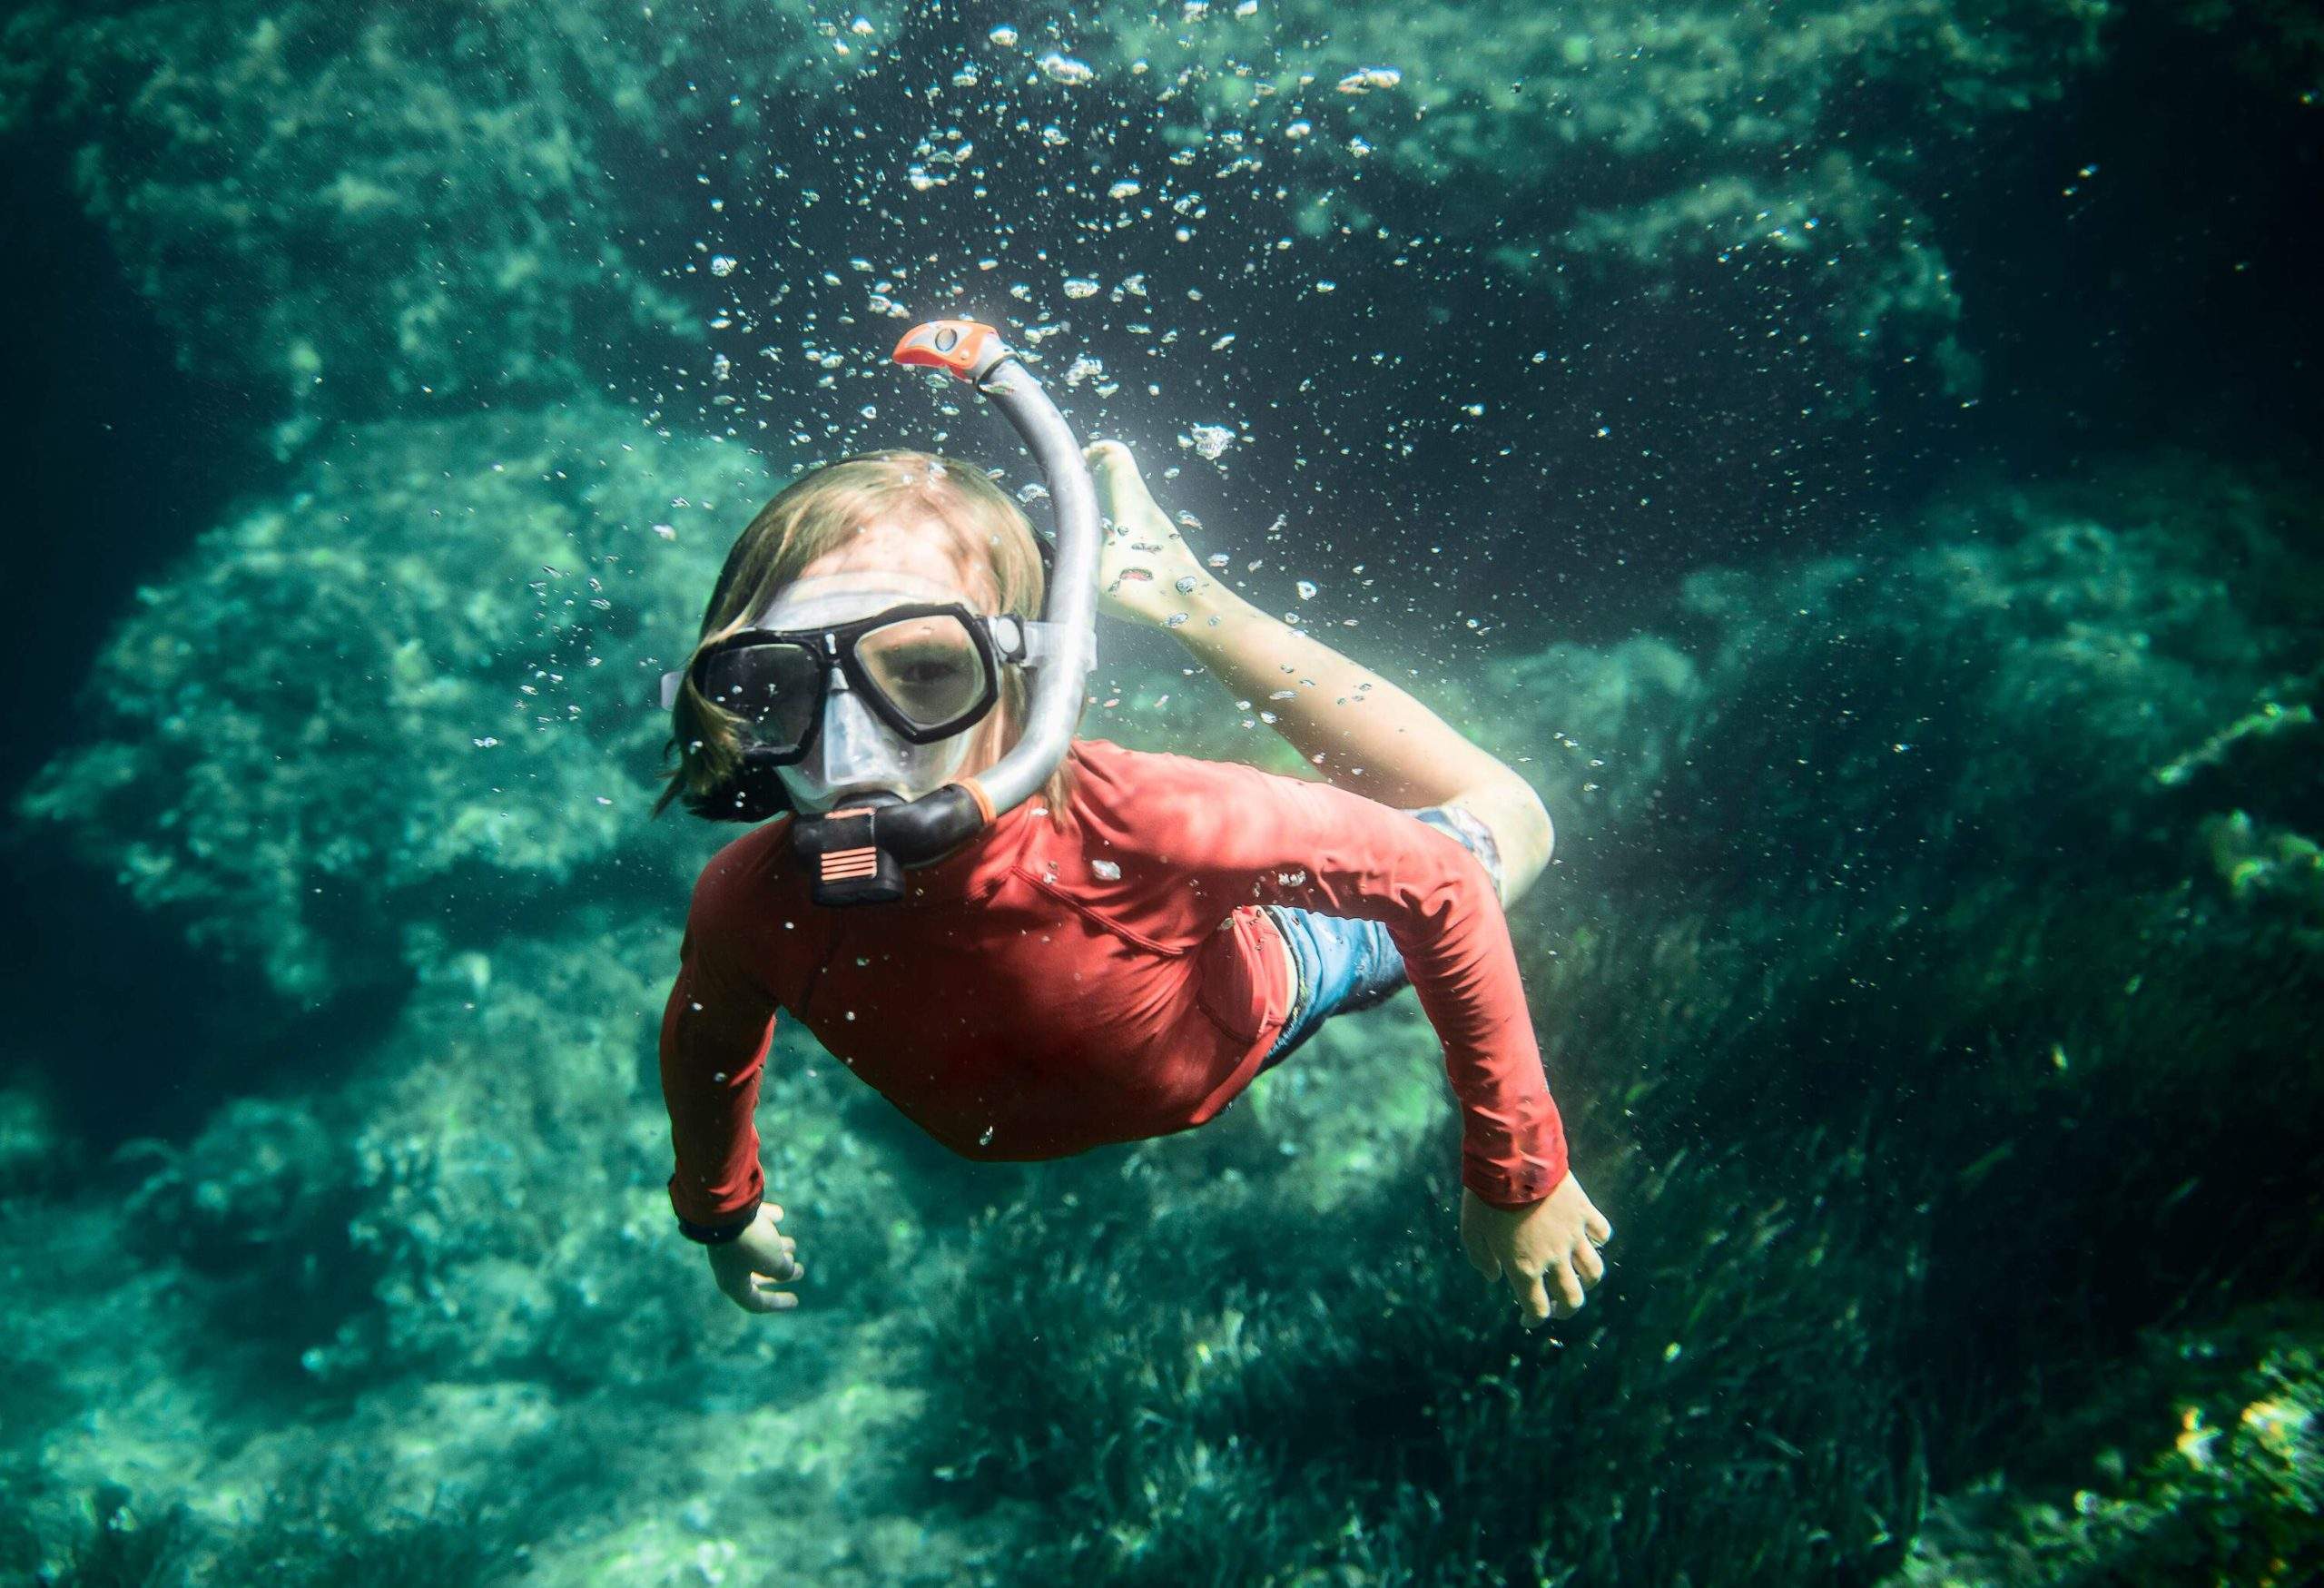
[709,574,1004,814]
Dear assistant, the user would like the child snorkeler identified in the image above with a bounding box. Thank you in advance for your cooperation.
[654,341,1610,1331]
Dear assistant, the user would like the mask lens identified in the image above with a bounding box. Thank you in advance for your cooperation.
[855,612,990,732]
[700,641,822,754]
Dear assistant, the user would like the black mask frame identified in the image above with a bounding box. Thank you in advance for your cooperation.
[692,600,1026,762]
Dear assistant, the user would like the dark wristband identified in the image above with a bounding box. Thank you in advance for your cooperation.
[675,1197,761,1246]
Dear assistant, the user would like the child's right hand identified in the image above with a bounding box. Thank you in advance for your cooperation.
[705,1201,804,1315]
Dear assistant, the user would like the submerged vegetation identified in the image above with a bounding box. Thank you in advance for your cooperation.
[2,0,2318,1582]
[1,1465,522,1588]
[890,459,2324,1584]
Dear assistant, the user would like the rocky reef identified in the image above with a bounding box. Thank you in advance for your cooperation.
[15,403,762,1001]
[0,0,895,451]
[1095,0,2112,407]
[0,0,2185,484]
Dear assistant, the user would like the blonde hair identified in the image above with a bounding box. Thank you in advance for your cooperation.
[655,449,1078,825]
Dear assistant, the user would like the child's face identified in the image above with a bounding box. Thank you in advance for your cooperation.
[791,510,1009,783]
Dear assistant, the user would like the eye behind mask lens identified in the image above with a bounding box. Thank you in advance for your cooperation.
[701,641,822,754]
[855,612,991,732]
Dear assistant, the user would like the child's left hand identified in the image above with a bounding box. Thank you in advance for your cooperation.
[1461,1174,1613,1329]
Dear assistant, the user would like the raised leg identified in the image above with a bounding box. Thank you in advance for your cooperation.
[1089,442,1553,904]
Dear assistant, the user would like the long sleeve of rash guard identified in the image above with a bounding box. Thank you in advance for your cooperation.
[658,904,779,1241]
[1149,755,1569,1208]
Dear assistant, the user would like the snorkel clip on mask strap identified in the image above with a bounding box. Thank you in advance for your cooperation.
[788,320,1100,906]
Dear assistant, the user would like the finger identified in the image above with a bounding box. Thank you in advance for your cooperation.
[1575,1239,1606,1287]
[724,1267,800,1311]
[1548,1258,1586,1316]
[721,1275,789,1315]
[763,1204,785,1227]
[1508,1267,1551,1328]
[1583,1207,1611,1245]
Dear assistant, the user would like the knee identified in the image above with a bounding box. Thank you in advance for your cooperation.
[1501,779,1554,900]
[1457,776,1552,905]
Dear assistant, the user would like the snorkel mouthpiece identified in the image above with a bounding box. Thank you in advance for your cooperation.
[788,319,1099,906]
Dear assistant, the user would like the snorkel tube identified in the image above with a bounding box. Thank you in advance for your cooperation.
[786,319,1099,905]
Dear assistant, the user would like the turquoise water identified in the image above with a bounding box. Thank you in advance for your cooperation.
[2,5,2319,1583]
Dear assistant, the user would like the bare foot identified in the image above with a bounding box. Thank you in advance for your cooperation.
[1088,440,1216,628]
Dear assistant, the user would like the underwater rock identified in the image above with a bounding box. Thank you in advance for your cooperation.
[1454,453,2324,1588]
[1088,0,2105,403]
[1555,151,1977,402]
[16,400,767,1001]
[1473,454,2319,893]
[0,0,894,446]
[0,917,927,1568]
[121,1096,354,1280]
[290,910,909,1386]
[1480,635,1704,835]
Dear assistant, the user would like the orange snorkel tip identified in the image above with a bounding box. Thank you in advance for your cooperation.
[892,319,1010,384]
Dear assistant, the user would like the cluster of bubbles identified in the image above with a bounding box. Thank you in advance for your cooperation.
[629,10,1539,682]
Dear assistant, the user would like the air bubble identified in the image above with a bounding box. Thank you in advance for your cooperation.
[1336,65,1403,94]
[1182,424,1236,459]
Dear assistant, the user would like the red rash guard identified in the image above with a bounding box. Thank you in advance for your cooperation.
[658,738,1568,1231]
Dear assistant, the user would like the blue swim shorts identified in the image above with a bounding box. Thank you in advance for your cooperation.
[1257,803,1506,1070]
